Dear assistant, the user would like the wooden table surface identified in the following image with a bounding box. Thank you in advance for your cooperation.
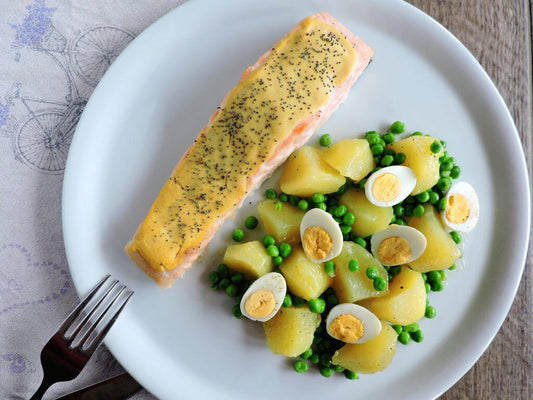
[404,1,532,399]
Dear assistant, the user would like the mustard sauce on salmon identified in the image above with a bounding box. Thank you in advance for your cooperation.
[130,16,358,271]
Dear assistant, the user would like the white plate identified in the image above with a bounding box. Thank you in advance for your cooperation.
[62,0,530,398]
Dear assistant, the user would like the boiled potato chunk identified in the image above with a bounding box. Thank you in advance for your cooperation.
[258,200,305,245]
[388,135,443,195]
[359,266,426,325]
[332,242,388,303]
[223,241,273,279]
[407,205,461,271]
[322,139,375,182]
[263,306,321,357]
[340,188,393,238]
[280,146,345,196]
[280,246,332,300]
[332,320,397,374]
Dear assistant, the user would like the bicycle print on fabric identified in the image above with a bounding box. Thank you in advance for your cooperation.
[1,0,134,174]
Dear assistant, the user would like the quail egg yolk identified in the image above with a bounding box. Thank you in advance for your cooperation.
[244,289,276,319]
[303,226,333,260]
[378,236,411,265]
[446,193,470,224]
[372,173,401,202]
[329,314,364,342]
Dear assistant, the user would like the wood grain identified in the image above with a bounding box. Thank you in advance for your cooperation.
[405,1,532,399]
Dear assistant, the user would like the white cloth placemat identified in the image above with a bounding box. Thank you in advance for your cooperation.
[0,1,187,398]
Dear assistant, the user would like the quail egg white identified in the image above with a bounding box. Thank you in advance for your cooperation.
[364,166,417,207]
[441,181,479,232]
[300,208,343,262]
[240,272,286,322]
[326,303,382,344]
[370,225,427,266]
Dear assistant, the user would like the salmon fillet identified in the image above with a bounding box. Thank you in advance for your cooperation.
[126,13,373,288]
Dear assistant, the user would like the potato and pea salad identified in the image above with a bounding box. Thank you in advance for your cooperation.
[208,121,479,379]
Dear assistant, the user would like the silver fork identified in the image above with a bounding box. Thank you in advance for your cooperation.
[29,275,133,400]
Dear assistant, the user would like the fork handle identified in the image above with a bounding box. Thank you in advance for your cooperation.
[29,376,53,400]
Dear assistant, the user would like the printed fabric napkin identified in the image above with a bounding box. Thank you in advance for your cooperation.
[0,1,186,398]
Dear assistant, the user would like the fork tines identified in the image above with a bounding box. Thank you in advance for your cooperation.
[60,275,133,354]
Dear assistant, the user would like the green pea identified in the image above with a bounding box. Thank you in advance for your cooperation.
[278,193,288,202]
[316,202,327,211]
[334,204,347,217]
[324,261,336,277]
[328,205,337,216]
[398,331,411,345]
[393,204,405,217]
[380,154,394,166]
[383,147,396,156]
[265,188,277,199]
[232,304,243,319]
[436,197,448,211]
[230,272,244,284]
[389,265,401,276]
[428,190,440,204]
[282,294,292,307]
[394,152,406,164]
[344,370,359,380]
[338,224,350,235]
[336,182,349,196]
[411,131,424,136]
[300,348,313,360]
[342,212,355,226]
[449,263,457,271]
[292,296,306,307]
[405,195,416,204]
[431,280,444,292]
[450,231,462,244]
[244,216,258,229]
[413,204,425,217]
[365,130,379,137]
[279,242,292,258]
[373,277,387,291]
[263,234,276,247]
[319,133,331,147]
[358,178,368,190]
[232,228,244,242]
[440,139,447,148]
[395,218,407,226]
[404,204,414,217]
[348,259,359,272]
[425,282,431,293]
[225,284,238,297]
[371,144,384,155]
[411,329,424,342]
[440,161,454,172]
[311,193,326,203]
[326,294,339,306]
[437,177,452,192]
[320,353,332,367]
[294,360,309,373]
[439,270,447,281]
[390,216,397,224]
[209,271,219,284]
[310,354,320,364]
[404,322,419,333]
[425,305,437,318]
[308,298,326,313]
[390,121,405,133]
[416,191,430,203]
[273,256,283,266]
[430,140,442,153]
[383,132,396,144]
[319,366,334,378]
[366,133,381,145]
[266,244,279,257]
[354,237,367,248]
[426,270,440,282]
[366,267,378,279]
[450,165,461,179]
[218,278,230,290]
[288,195,299,206]
[298,199,309,211]
[275,201,282,211]
[217,263,229,277]
[392,324,403,335]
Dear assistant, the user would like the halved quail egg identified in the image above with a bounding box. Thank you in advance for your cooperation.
[441,181,479,232]
[300,208,343,262]
[240,272,286,322]
[326,303,382,344]
[370,225,427,266]
[364,166,417,207]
